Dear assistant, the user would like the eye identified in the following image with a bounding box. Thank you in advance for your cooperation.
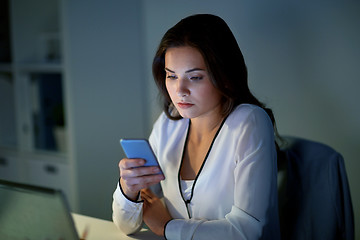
[190,76,203,81]
[167,75,177,80]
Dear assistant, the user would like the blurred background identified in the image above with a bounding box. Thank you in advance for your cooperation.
[0,0,359,238]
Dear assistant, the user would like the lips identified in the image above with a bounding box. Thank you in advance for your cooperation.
[177,102,194,109]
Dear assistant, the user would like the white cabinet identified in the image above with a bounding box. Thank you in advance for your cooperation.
[0,0,73,205]
[1,0,147,219]
[27,158,72,200]
[5,0,67,153]
[0,151,71,200]
[0,154,22,183]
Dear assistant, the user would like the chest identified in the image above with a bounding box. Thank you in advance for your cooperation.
[160,139,237,219]
[181,137,215,180]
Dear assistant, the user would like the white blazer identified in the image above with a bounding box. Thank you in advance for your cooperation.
[112,104,280,240]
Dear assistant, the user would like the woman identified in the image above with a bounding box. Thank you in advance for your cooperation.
[112,14,280,239]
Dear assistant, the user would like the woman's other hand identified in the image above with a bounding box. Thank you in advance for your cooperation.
[118,158,164,201]
[141,188,172,236]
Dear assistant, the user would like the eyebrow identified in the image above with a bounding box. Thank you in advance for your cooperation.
[164,67,206,73]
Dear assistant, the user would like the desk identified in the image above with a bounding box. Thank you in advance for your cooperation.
[72,213,162,240]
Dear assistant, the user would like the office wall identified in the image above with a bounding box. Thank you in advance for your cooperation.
[63,0,147,219]
[142,0,360,238]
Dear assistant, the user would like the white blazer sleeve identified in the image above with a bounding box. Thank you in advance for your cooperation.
[112,183,143,235]
[112,114,164,235]
[165,206,263,239]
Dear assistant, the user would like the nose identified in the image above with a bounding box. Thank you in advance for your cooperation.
[176,79,190,97]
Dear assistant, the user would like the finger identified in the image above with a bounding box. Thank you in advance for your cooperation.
[141,188,155,197]
[129,174,164,185]
[119,158,146,170]
[121,166,162,179]
[142,197,149,211]
[141,192,152,204]
[141,192,150,202]
[140,189,151,201]
[141,189,159,204]
[122,174,164,191]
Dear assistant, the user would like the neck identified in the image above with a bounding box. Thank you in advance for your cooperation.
[189,114,224,142]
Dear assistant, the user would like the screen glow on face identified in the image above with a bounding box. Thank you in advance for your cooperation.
[165,46,222,120]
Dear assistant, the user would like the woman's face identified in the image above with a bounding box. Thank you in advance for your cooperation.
[165,46,222,120]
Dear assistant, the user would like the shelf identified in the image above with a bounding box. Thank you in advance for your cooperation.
[0,63,64,73]
[14,63,63,73]
[0,146,67,164]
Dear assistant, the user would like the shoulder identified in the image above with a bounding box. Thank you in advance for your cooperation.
[226,105,276,161]
[153,112,188,131]
[149,112,188,155]
[150,112,188,141]
[226,104,272,129]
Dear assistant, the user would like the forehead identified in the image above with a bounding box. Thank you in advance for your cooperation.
[164,46,206,71]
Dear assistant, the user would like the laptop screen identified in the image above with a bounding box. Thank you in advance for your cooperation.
[0,180,78,240]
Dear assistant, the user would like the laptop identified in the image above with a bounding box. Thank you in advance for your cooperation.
[0,179,79,240]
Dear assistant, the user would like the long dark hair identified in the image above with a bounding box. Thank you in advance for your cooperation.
[152,14,278,136]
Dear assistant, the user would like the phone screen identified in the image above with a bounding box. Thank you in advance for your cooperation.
[120,139,161,171]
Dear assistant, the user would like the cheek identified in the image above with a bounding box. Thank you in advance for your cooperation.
[197,85,217,98]
[198,86,222,105]
[165,81,175,99]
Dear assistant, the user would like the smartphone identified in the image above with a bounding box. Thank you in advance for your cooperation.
[120,139,162,173]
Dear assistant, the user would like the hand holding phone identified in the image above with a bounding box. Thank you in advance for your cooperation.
[120,139,162,173]
[119,139,164,200]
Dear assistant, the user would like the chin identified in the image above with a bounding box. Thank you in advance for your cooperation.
[177,111,192,119]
